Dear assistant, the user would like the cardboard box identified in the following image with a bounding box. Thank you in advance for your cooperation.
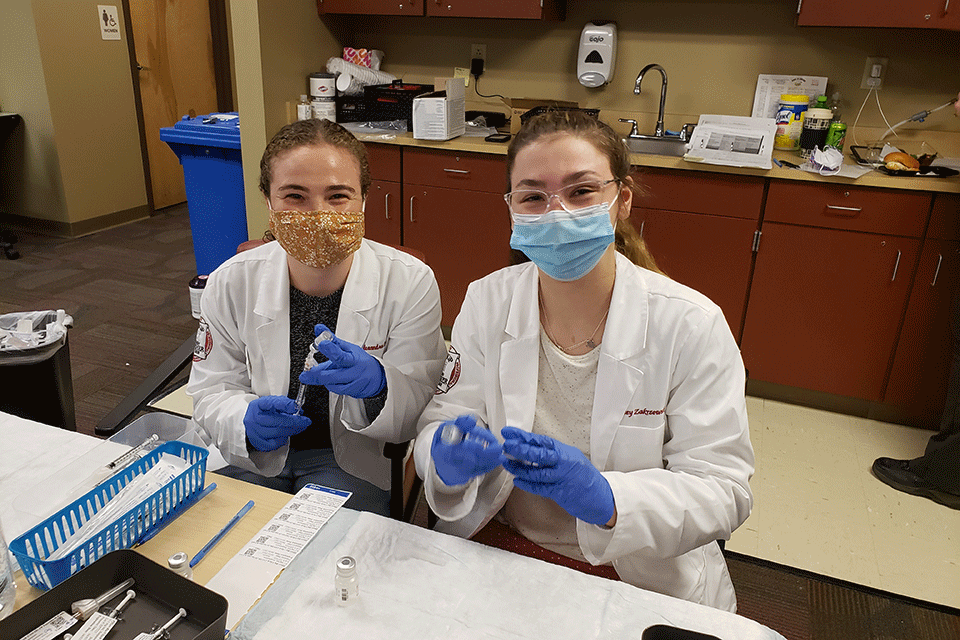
[507,98,579,134]
[413,77,466,140]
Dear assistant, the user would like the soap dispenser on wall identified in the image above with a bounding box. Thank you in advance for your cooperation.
[577,22,617,88]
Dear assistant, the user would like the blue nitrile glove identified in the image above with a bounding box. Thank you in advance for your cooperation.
[243,395,312,452]
[430,415,506,486]
[501,426,615,526]
[299,324,386,399]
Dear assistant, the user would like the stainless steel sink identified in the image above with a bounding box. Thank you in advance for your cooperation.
[624,135,688,158]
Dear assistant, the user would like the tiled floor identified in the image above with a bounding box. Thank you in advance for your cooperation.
[728,397,960,610]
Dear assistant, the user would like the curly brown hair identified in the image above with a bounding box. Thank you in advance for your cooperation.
[259,119,371,199]
[506,109,663,275]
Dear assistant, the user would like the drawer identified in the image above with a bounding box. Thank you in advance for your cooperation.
[366,143,402,182]
[403,148,507,193]
[631,168,764,220]
[928,193,960,242]
[765,181,931,237]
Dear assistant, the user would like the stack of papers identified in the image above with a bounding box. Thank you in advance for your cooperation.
[683,115,777,169]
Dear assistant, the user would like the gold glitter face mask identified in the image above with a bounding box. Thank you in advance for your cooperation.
[268,209,364,269]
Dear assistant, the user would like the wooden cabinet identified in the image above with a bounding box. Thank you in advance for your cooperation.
[740,181,932,402]
[426,0,564,19]
[402,148,511,326]
[884,194,960,425]
[318,0,564,19]
[364,144,403,246]
[797,0,960,30]
[317,0,423,16]
[630,168,764,342]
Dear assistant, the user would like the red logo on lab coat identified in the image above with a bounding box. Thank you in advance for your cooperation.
[193,318,212,362]
[436,346,460,394]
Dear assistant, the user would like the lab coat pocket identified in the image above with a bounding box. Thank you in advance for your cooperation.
[607,422,666,471]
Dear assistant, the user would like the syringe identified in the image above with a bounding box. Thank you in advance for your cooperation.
[294,329,334,415]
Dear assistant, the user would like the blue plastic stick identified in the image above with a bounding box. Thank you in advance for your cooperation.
[189,499,255,568]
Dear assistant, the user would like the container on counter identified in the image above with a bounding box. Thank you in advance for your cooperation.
[774,94,809,151]
[309,73,336,101]
[797,107,833,159]
[297,95,312,121]
[825,121,847,151]
[311,98,337,123]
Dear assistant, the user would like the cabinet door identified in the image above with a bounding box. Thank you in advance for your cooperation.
[425,0,564,19]
[404,186,512,325]
[317,0,424,16]
[365,180,402,247]
[741,222,919,401]
[884,240,960,424]
[797,0,960,30]
[631,208,757,343]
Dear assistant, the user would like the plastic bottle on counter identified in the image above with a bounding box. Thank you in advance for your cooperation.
[828,91,843,122]
[0,519,16,620]
[297,95,312,121]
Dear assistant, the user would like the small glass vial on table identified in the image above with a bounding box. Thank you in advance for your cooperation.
[335,556,359,606]
[168,552,193,580]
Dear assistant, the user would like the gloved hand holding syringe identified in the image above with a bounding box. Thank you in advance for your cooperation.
[293,328,334,415]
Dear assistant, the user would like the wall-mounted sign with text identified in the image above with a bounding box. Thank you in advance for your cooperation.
[98,5,121,41]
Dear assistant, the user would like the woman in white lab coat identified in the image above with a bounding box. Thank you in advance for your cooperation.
[189,119,446,515]
[413,110,754,611]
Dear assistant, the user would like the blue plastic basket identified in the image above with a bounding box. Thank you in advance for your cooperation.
[10,440,208,590]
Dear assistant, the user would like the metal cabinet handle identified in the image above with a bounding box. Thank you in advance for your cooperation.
[409,196,416,222]
[384,192,391,220]
[825,204,862,216]
[443,168,470,174]
[639,220,645,237]
[891,249,901,282]
[946,0,952,15]
[931,254,943,286]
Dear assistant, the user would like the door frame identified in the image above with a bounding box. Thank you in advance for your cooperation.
[120,0,234,213]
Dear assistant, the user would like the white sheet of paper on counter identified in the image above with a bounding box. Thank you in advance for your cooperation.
[752,74,829,119]
[205,483,351,630]
[683,114,777,170]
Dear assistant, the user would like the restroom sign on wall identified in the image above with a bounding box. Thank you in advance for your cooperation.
[98,5,121,40]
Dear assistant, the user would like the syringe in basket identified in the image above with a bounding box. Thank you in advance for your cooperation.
[294,329,334,415]
[64,434,161,503]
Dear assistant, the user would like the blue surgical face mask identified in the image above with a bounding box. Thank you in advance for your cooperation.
[509,200,616,282]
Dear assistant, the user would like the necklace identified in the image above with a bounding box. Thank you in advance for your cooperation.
[539,295,610,354]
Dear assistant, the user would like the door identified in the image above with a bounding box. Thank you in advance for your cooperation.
[127,0,222,210]
[365,181,403,246]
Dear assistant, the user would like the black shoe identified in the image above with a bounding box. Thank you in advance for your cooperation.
[872,457,960,510]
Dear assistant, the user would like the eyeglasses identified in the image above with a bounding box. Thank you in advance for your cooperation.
[504,179,619,217]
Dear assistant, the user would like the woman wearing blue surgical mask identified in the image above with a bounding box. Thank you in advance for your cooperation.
[413,110,754,612]
[188,119,446,516]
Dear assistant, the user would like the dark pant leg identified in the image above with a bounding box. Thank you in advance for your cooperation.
[288,449,391,517]
[214,462,295,494]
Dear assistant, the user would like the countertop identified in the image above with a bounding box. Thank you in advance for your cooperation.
[357,132,960,195]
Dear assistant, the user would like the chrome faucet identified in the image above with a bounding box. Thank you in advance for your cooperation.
[635,63,668,137]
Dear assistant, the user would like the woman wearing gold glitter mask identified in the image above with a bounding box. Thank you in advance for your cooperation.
[188,119,446,515]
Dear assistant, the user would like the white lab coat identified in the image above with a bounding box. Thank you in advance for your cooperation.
[414,252,754,611]
[189,239,446,491]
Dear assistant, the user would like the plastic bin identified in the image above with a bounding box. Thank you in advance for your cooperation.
[159,112,246,276]
[0,310,75,431]
[9,441,208,590]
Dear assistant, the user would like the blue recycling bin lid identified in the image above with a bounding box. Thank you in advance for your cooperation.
[159,112,241,150]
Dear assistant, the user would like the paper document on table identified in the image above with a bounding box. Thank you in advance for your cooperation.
[752,74,828,119]
[683,114,777,169]
[205,484,350,630]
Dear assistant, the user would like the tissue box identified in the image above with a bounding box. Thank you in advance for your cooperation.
[508,98,579,134]
[413,78,466,141]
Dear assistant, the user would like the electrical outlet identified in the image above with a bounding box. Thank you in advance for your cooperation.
[471,43,486,61]
[860,56,888,90]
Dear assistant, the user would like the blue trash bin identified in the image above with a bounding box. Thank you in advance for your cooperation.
[160,112,246,276]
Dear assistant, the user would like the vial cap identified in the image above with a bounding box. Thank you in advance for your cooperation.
[337,556,356,573]
[168,552,189,569]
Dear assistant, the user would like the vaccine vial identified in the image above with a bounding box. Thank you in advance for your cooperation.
[440,422,465,445]
[168,552,193,580]
[335,556,358,606]
[297,95,312,121]
[188,275,208,320]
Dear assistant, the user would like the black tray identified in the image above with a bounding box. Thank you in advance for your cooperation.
[0,550,227,640]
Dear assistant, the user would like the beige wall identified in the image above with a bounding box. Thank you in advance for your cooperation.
[230,0,340,238]
[0,0,67,226]
[31,0,148,230]
[330,1,960,138]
